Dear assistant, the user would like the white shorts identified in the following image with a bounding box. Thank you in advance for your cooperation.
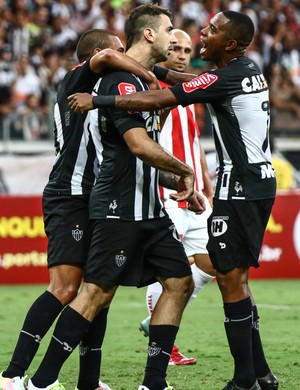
[166,195,212,257]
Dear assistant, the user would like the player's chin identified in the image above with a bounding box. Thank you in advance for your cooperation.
[174,65,186,72]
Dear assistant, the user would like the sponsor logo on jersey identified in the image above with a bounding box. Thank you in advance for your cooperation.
[148,342,161,357]
[118,82,138,114]
[118,82,137,95]
[211,216,229,237]
[145,112,160,133]
[109,199,118,213]
[219,242,226,249]
[241,73,268,93]
[182,73,218,93]
[115,250,127,267]
[234,181,243,195]
[260,164,275,179]
[72,226,83,241]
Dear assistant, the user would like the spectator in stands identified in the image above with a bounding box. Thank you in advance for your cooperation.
[7,9,31,60]
[269,63,300,135]
[0,0,300,146]
[11,93,47,140]
[271,24,300,87]
[11,53,42,108]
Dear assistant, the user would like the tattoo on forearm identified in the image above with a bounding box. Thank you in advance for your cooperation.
[159,171,178,190]
[165,71,195,86]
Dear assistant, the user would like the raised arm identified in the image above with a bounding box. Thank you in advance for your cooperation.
[153,65,197,85]
[90,48,156,86]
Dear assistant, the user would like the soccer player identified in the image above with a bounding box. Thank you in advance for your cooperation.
[69,11,279,390]
[138,29,215,366]
[0,29,156,390]
[24,5,202,390]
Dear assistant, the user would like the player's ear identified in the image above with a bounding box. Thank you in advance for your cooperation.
[144,27,155,43]
[225,39,238,52]
[93,48,101,55]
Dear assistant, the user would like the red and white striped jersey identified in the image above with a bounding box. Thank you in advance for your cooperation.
[159,81,204,209]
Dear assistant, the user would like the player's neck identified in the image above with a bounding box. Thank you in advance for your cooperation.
[126,45,157,71]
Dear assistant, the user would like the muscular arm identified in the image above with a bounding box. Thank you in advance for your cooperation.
[90,49,156,86]
[159,171,179,190]
[164,69,197,86]
[123,127,194,201]
[159,171,206,213]
[153,65,197,86]
[68,87,178,113]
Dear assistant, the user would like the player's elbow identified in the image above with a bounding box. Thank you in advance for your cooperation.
[91,49,116,72]
[99,48,116,63]
[128,143,145,158]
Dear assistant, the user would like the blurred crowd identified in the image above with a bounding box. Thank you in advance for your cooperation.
[0,0,300,142]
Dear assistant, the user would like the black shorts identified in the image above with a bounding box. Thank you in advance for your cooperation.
[85,216,192,287]
[207,198,275,273]
[43,193,92,268]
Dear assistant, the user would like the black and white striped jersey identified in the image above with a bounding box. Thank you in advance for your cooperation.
[171,56,276,201]
[89,70,165,221]
[44,60,102,196]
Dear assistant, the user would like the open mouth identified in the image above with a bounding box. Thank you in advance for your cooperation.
[200,40,207,55]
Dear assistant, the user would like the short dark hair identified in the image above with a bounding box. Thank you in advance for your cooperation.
[124,3,172,50]
[222,11,255,50]
[76,29,118,62]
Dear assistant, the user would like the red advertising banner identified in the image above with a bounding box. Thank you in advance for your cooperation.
[0,191,300,284]
[251,189,300,279]
[0,196,49,284]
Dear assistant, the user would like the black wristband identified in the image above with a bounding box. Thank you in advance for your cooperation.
[92,95,115,108]
[153,65,168,81]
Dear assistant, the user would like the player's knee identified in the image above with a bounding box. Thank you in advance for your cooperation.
[48,283,79,305]
[176,275,194,302]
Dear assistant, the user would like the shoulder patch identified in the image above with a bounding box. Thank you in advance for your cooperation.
[118,82,137,95]
[182,73,218,93]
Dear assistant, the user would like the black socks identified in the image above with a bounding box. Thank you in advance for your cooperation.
[142,325,178,390]
[252,305,271,377]
[31,306,90,388]
[77,308,109,390]
[4,291,64,378]
[224,297,256,388]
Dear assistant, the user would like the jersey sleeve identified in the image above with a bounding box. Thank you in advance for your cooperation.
[171,69,228,107]
[63,59,100,95]
[99,71,147,136]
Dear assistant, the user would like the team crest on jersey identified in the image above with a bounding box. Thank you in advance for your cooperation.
[211,216,228,237]
[115,250,127,267]
[148,342,161,357]
[72,226,83,241]
[182,73,218,93]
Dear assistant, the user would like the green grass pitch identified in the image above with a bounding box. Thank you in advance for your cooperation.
[1,280,299,389]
